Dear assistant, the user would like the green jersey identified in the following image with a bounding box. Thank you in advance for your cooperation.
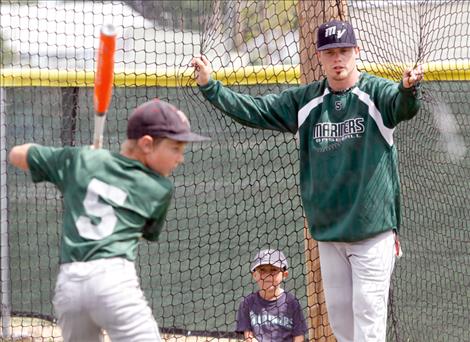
[200,73,421,242]
[27,145,174,263]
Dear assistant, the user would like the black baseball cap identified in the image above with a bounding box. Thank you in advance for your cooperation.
[317,20,357,51]
[250,249,288,272]
[127,99,210,142]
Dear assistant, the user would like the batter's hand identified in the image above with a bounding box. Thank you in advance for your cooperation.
[191,55,212,86]
[402,64,424,88]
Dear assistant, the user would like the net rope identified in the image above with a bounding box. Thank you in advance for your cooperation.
[1,1,469,341]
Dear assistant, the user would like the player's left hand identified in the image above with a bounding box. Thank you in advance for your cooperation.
[402,64,424,88]
[191,55,212,87]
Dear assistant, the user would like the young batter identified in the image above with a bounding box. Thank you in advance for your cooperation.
[8,99,209,342]
[192,20,423,342]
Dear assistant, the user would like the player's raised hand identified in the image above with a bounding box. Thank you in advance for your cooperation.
[191,55,212,86]
[402,64,424,88]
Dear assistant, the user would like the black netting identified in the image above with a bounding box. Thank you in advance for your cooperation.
[1,1,469,341]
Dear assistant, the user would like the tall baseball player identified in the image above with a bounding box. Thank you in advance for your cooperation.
[192,20,423,342]
[8,99,209,342]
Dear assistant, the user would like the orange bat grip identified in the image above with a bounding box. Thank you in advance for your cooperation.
[94,24,116,116]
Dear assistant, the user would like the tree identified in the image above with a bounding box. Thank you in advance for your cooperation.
[229,0,298,65]
[123,0,208,31]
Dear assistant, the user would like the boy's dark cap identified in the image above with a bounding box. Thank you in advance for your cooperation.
[317,20,357,51]
[127,99,210,142]
[251,249,288,272]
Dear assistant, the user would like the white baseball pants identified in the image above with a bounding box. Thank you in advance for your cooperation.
[53,257,161,342]
[318,230,396,342]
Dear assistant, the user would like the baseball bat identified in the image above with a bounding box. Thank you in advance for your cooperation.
[93,23,116,149]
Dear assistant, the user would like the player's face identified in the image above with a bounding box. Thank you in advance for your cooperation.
[253,265,287,292]
[318,47,359,83]
[146,138,186,176]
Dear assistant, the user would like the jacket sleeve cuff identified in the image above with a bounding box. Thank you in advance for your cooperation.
[398,80,421,96]
[198,78,217,92]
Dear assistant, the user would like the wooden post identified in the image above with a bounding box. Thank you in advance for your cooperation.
[296,1,349,341]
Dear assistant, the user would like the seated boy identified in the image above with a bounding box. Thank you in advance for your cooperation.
[236,249,308,342]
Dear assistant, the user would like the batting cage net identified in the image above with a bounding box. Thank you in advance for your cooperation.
[1,1,469,341]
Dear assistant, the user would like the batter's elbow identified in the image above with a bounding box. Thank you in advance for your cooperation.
[8,144,33,171]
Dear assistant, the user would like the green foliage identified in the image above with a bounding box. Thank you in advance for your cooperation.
[239,0,298,39]
[227,0,298,65]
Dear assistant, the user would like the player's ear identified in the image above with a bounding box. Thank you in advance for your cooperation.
[316,51,325,66]
[137,135,154,153]
[282,270,289,279]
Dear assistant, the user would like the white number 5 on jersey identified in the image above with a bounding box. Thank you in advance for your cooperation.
[76,178,127,240]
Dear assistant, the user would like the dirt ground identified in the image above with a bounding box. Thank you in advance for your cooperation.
[1,317,241,342]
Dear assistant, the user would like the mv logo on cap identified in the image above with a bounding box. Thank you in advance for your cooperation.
[324,26,347,39]
[317,20,357,51]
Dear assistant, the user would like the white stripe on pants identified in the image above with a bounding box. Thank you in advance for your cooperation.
[318,230,396,342]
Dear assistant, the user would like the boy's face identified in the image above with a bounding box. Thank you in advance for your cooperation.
[252,264,288,292]
[317,46,359,83]
[141,137,186,176]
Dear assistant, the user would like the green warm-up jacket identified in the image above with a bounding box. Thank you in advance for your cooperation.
[200,72,421,242]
